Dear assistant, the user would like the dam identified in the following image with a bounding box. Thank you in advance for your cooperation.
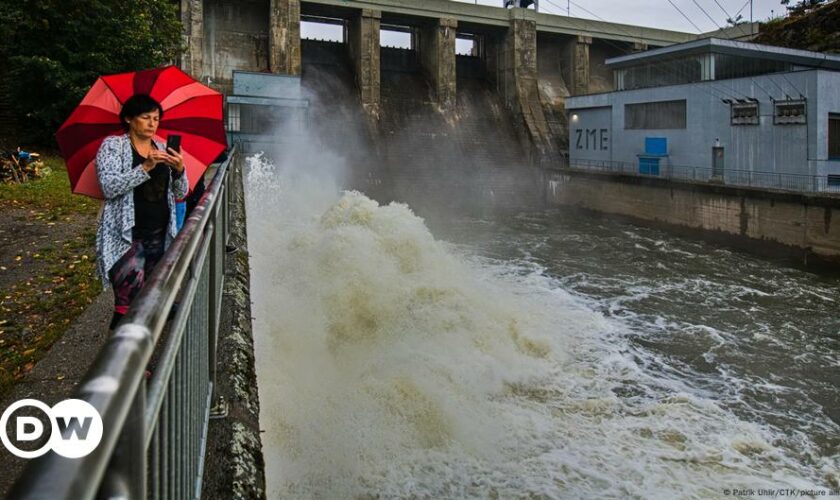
[181,0,839,497]
[8,1,837,498]
[177,0,840,497]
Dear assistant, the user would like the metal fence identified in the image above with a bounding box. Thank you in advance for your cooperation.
[564,159,840,194]
[9,146,238,499]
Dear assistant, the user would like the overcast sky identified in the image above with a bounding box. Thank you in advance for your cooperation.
[451,0,779,33]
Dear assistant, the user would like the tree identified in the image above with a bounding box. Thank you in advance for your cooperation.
[781,0,828,16]
[726,14,744,26]
[0,0,184,144]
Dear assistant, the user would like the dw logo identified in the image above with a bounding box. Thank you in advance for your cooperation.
[0,399,103,459]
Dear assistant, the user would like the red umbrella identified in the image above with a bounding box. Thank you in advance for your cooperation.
[56,65,227,199]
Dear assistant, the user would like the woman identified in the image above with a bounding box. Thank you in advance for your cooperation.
[95,94,188,329]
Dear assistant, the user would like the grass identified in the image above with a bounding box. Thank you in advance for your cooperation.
[0,155,103,397]
[0,155,99,218]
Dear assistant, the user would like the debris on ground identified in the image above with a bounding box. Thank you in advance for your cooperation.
[0,147,50,184]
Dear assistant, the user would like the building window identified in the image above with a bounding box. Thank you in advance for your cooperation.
[226,104,240,132]
[827,175,840,187]
[774,99,806,125]
[830,114,840,160]
[731,102,759,125]
[625,100,687,130]
[714,54,789,81]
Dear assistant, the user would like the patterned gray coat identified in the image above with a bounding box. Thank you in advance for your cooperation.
[95,134,188,286]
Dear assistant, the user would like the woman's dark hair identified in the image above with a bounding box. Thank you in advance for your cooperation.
[119,94,164,131]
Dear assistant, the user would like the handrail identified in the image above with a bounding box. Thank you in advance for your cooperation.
[8,145,239,500]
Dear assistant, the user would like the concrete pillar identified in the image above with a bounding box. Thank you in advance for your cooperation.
[569,35,591,96]
[347,9,381,116]
[500,9,538,108]
[489,8,552,160]
[180,0,204,79]
[419,18,458,110]
[269,0,301,75]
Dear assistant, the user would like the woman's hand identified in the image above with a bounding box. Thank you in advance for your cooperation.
[164,147,185,173]
[141,150,165,173]
[141,148,184,173]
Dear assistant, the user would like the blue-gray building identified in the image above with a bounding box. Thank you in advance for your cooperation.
[565,38,840,192]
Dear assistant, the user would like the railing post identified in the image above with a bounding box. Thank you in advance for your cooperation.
[101,382,147,499]
[207,176,227,415]
[207,218,219,403]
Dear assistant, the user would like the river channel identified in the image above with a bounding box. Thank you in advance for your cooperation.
[245,156,840,499]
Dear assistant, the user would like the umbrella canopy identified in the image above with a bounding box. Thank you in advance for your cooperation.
[56,65,227,199]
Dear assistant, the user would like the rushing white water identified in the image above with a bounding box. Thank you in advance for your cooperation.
[245,155,839,499]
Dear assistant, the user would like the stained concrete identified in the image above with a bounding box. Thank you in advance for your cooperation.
[301,0,695,46]
[347,8,382,117]
[493,9,555,161]
[546,169,840,265]
[270,0,301,75]
[202,0,271,90]
[181,0,205,79]
[419,17,458,110]
[201,156,266,500]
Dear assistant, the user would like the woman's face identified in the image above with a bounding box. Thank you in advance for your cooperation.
[126,109,160,140]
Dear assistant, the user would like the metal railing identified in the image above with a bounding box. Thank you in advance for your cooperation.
[9,146,239,499]
[562,158,840,194]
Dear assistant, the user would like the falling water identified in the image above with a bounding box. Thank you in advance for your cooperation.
[245,155,840,499]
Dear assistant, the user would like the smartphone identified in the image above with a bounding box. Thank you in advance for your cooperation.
[166,134,182,153]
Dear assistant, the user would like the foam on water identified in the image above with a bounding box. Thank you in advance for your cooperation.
[245,156,837,499]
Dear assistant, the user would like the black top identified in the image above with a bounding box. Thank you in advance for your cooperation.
[132,145,170,238]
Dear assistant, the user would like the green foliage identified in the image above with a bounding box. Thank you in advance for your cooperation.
[759,0,840,53]
[781,0,828,16]
[0,0,184,145]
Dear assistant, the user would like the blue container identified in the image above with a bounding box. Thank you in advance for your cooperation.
[175,201,186,232]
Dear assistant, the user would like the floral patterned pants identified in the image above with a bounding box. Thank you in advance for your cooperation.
[108,230,165,325]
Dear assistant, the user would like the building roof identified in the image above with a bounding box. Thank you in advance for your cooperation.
[606,37,840,71]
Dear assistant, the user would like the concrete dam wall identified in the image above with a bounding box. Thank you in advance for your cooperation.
[546,170,840,265]
[299,39,543,214]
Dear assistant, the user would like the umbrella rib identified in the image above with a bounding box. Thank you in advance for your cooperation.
[99,77,122,105]
[140,66,167,96]
[162,93,222,115]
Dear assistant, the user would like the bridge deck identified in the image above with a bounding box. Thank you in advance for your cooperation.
[301,0,695,45]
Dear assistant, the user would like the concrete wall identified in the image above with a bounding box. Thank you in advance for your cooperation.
[269,0,301,75]
[546,170,840,263]
[816,71,840,178]
[535,33,571,152]
[567,70,840,183]
[181,0,205,79]
[347,9,381,116]
[589,39,624,93]
[483,8,554,160]
[192,0,695,166]
[202,153,267,500]
[204,0,270,90]
[565,35,591,97]
[418,18,458,109]
[302,0,695,46]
